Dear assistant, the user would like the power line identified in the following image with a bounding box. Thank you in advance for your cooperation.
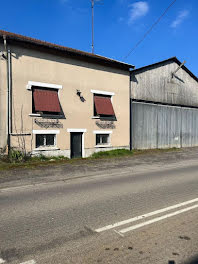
[123,0,177,60]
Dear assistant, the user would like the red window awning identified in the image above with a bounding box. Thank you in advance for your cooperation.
[33,88,61,113]
[94,96,115,116]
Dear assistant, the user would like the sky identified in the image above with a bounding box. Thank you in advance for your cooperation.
[1,0,198,75]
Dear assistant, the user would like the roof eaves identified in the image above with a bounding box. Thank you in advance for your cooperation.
[132,57,198,83]
[0,30,134,70]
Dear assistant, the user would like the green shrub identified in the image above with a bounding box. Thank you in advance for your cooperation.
[8,149,30,163]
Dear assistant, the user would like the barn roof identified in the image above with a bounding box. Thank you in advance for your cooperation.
[132,57,198,83]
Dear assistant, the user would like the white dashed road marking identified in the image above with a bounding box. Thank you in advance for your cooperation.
[95,197,198,233]
[19,260,36,264]
[0,258,36,264]
[119,203,198,233]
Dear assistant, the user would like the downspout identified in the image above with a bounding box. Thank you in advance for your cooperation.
[3,36,12,154]
[8,49,12,153]
[129,69,133,151]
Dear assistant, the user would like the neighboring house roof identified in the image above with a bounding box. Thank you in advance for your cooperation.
[132,57,198,83]
[0,30,134,70]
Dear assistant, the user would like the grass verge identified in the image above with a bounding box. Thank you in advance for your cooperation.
[0,148,179,171]
[0,154,69,171]
[91,149,133,158]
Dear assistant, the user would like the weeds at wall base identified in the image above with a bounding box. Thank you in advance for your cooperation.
[0,148,180,171]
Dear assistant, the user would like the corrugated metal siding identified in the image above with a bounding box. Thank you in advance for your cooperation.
[181,108,198,147]
[132,103,157,149]
[157,105,181,148]
[132,102,198,149]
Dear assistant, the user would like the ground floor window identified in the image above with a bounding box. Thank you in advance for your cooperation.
[96,134,110,145]
[36,134,56,148]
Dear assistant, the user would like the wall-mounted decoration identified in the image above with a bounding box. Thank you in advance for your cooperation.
[95,120,116,129]
[76,89,86,102]
[35,119,63,128]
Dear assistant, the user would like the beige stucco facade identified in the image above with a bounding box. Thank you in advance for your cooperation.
[0,43,130,158]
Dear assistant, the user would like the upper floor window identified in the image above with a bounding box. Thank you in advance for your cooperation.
[91,90,116,120]
[32,87,61,115]
[27,81,63,116]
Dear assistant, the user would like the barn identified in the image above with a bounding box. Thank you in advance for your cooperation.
[131,57,198,149]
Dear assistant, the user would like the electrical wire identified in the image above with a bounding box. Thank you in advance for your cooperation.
[123,0,177,60]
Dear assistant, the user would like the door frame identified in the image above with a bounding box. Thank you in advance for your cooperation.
[67,129,87,158]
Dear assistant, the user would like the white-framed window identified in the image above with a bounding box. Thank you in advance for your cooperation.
[33,130,60,149]
[91,90,115,119]
[96,134,110,145]
[27,81,63,116]
[93,130,112,147]
[36,134,56,148]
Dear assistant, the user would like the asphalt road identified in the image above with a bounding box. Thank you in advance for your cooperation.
[0,152,198,264]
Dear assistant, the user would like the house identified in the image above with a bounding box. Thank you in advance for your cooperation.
[0,30,134,158]
[131,57,198,149]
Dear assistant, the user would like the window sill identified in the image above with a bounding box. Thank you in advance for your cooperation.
[33,147,60,151]
[95,144,111,148]
[29,113,64,118]
[92,116,116,121]
[29,113,41,117]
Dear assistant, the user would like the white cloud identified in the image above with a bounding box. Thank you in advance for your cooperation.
[171,10,189,28]
[128,1,149,24]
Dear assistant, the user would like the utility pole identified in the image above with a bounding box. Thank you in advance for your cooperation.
[91,0,103,54]
[91,0,94,54]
